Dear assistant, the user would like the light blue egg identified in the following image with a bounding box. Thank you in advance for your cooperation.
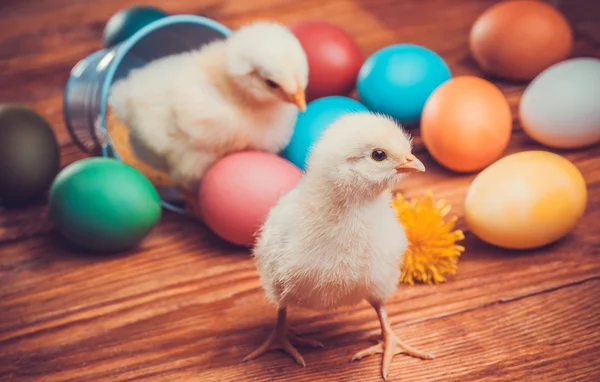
[357,43,451,125]
[281,96,369,170]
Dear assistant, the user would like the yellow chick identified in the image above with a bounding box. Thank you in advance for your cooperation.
[106,21,308,214]
[244,112,432,380]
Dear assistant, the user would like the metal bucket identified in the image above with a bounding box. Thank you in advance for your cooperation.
[63,15,232,213]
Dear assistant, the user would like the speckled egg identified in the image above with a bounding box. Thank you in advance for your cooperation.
[464,151,587,250]
[49,157,161,252]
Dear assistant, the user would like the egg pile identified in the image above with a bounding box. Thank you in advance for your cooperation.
[199,22,460,246]
[0,104,162,253]
[201,2,595,250]
[444,0,596,250]
[2,2,595,254]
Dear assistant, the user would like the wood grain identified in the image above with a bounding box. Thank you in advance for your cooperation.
[1,0,599,381]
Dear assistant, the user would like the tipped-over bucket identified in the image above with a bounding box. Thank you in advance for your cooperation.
[63,15,232,213]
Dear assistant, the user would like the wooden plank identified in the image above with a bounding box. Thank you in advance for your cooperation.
[2,267,598,381]
[0,183,598,379]
[1,0,599,380]
[197,279,600,382]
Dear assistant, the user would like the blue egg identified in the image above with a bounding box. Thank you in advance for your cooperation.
[357,43,451,125]
[282,96,369,170]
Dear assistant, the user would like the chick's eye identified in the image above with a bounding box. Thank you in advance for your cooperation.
[371,149,387,162]
[265,79,279,89]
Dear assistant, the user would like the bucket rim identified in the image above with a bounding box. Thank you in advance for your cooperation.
[63,49,109,154]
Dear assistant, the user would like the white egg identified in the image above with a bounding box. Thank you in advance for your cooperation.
[519,57,600,149]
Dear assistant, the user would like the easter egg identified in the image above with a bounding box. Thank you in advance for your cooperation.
[519,57,600,149]
[464,151,587,250]
[289,20,364,101]
[199,151,302,247]
[49,158,161,252]
[469,0,573,81]
[282,96,368,170]
[356,43,451,125]
[103,5,168,48]
[0,105,60,207]
[421,76,512,173]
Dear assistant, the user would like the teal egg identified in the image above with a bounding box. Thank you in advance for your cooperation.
[49,157,161,252]
[281,96,369,170]
[357,43,451,125]
[103,5,168,48]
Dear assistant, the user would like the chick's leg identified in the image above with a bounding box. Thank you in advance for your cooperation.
[243,307,324,367]
[351,301,434,380]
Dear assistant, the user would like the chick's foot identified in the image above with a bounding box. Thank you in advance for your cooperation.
[243,308,323,367]
[351,302,434,380]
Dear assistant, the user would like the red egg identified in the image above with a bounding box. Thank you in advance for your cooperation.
[199,151,303,247]
[289,20,364,101]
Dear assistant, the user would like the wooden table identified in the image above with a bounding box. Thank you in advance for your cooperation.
[1,0,599,381]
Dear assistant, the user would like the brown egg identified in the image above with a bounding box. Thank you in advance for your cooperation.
[469,0,573,81]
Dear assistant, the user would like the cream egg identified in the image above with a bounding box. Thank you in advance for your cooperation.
[519,57,600,149]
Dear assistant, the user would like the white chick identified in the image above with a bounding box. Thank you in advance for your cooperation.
[243,112,432,380]
[107,21,308,210]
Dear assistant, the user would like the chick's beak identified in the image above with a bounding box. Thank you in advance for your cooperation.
[289,86,306,112]
[396,154,426,173]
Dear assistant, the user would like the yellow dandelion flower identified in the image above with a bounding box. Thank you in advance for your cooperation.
[391,190,465,285]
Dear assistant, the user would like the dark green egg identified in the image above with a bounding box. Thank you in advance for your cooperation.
[0,104,60,207]
[103,5,168,48]
[48,157,162,253]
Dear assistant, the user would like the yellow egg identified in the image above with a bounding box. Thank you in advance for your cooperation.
[464,151,587,250]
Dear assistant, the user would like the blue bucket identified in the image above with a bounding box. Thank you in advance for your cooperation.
[63,15,232,214]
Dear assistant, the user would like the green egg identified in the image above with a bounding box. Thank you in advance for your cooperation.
[49,157,162,252]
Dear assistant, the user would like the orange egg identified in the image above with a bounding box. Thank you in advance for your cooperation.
[469,0,573,81]
[421,76,512,173]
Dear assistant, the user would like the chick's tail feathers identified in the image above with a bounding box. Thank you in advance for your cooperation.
[106,107,175,188]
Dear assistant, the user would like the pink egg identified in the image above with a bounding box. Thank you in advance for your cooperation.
[199,151,303,247]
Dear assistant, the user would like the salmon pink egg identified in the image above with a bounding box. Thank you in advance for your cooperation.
[199,151,303,247]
